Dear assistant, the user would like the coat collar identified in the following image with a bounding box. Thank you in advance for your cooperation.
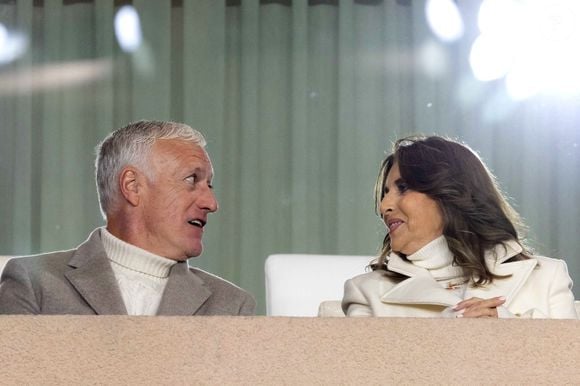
[381,239,537,307]
[65,228,213,315]
[471,240,537,306]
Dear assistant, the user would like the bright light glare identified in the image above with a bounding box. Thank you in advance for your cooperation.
[472,0,580,100]
[541,50,580,97]
[505,60,542,101]
[478,0,518,35]
[114,5,142,53]
[0,23,29,65]
[425,0,464,42]
[469,34,513,81]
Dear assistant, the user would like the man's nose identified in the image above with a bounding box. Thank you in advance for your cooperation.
[200,186,219,213]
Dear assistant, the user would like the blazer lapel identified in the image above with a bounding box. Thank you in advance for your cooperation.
[65,229,127,315]
[156,261,211,316]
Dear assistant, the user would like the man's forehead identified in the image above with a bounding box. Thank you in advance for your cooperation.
[153,139,213,169]
[154,139,207,157]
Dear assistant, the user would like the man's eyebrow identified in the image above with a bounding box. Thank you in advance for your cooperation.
[185,166,214,180]
[185,166,200,174]
[183,166,202,177]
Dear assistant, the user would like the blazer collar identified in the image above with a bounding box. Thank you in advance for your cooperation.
[381,239,537,307]
[156,262,212,316]
[65,228,214,316]
[65,229,127,315]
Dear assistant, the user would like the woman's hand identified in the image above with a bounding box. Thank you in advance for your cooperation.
[453,296,506,318]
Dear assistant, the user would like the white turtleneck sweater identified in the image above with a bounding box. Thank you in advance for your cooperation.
[405,235,468,296]
[101,228,177,315]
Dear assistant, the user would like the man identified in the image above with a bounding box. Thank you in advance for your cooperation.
[0,120,255,315]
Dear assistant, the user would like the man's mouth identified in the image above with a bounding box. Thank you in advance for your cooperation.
[188,219,206,228]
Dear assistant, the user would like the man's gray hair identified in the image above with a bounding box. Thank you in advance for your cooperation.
[95,120,206,218]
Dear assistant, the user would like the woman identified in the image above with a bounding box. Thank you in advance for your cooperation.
[342,136,577,318]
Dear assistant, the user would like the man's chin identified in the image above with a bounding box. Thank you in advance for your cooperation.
[166,247,201,261]
[185,245,203,259]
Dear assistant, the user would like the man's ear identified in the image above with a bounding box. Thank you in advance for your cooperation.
[119,167,142,207]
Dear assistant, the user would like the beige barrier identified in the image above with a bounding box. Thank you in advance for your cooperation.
[0,316,578,384]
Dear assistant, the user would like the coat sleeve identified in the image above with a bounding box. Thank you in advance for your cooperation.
[0,259,40,314]
[342,278,373,317]
[545,259,578,319]
[504,258,579,319]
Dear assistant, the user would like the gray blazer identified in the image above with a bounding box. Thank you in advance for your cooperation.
[0,229,256,315]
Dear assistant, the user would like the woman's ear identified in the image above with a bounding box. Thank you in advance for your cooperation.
[119,167,141,207]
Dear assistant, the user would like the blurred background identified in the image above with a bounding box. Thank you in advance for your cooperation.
[1,0,579,314]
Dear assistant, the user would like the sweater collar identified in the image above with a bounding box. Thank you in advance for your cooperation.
[101,227,176,279]
[406,235,453,269]
[388,236,464,281]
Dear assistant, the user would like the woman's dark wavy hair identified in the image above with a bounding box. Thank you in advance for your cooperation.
[373,135,529,285]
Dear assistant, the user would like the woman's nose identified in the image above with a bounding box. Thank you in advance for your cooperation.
[379,193,394,216]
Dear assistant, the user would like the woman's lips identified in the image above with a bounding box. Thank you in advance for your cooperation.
[387,219,403,233]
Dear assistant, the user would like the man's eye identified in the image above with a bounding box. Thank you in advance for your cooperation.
[185,174,197,184]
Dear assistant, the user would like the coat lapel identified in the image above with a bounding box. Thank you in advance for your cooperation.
[156,261,211,316]
[64,229,127,315]
[381,253,461,307]
[380,275,462,307]
[380,241,537,308]
[468,241,537,306]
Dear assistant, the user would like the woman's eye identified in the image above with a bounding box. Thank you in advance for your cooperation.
[396,181,409,193]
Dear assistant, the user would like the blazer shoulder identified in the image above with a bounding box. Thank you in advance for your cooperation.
[188,267,254,299]
[188,267,256,315]
[5,249,76,275]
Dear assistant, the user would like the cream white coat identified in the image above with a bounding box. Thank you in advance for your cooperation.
[342,241,578,319]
